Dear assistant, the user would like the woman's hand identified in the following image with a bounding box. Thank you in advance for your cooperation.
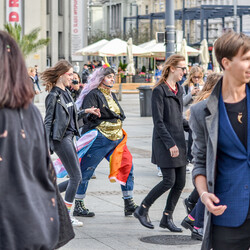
[169,145,179,157]
[85,106,101,117]
[191,87,200,96]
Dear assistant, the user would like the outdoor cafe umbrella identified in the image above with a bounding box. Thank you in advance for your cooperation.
[139,40,200,57]
[200,39,210,73]
[88,38,150,57]
[126,38,136,75]
[212,40,220,73]
[74,39,109,56]
[179,39,188,66]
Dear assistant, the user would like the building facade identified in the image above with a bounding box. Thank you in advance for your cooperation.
[0,0,88,71]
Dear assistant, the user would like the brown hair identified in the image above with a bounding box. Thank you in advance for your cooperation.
[214,31,250,70]
[0,31,34,108]
[186,73,222,120]
[154,54,185,88]
[41,60,73,92]
[183,66,204,86]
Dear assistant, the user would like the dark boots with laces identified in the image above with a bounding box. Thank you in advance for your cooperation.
[73,199,95,217]
[124,198,138,216]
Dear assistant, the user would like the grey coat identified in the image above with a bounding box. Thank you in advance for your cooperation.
[189,79,222,250]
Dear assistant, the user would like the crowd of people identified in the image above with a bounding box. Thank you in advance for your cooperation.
[1,29,250,250]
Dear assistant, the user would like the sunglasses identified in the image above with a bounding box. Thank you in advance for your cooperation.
[176,66,186,72]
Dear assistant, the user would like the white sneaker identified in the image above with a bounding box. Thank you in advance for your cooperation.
[157,169,163,177]
[71,216,83,227]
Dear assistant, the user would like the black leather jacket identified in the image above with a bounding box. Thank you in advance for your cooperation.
[80,88,126,134]
[44,87,85,152]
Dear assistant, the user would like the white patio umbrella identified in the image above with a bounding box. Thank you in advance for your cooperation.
[200,39,210,73]
[94,38,150,57]
[212,40,220,73]
[126,38,136,75]
[74,39,109,56]
[139,40,200,57]
[179,39,188,65]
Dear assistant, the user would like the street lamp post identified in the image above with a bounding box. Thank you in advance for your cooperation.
[233,0,237,32]
[165,0,175,59]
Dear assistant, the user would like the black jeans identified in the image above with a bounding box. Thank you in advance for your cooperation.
[212,218,250,250]
[143,166,186,214]
[53,134,81,203]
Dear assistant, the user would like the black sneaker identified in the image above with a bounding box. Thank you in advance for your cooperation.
[191,227,203,241]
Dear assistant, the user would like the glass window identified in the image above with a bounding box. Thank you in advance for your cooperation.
[58,0,63,16]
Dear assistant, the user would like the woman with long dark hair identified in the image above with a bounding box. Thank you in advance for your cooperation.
[134,54,189,232]
[0,31,70,249]
[42,60,100,227]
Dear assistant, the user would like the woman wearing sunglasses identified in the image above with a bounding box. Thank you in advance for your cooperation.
[134,54,189,232]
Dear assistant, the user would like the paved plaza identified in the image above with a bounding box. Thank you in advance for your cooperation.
[35,92,201,250]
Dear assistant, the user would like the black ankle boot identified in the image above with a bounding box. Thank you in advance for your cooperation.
[181,215,194,232]
[73,200,95,217]
[159,213,182,232]
[124,198,138,216]
[134,204,154,229]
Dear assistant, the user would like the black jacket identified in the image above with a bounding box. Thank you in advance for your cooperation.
[44,87,84,152]
[0,105,60,250]
[80,88,126,134]
[151,83,189,168]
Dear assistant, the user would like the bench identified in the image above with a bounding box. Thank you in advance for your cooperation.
[112,82,154,94]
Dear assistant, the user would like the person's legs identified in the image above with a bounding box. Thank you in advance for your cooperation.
[183,187,199,214]
[54,134,81,204]
[164,166,186,214]
[159,166,186,232]
[105,142,137,216]
[54,134,83,226]
[134,168,176,230]
[212,218,250,250]
[75,132,114,199]
[143,168,176,207]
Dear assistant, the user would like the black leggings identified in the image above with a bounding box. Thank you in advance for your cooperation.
[143,166,186,214]
[53,134,81,203]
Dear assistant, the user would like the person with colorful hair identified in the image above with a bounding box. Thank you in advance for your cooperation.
[73,65,138,217]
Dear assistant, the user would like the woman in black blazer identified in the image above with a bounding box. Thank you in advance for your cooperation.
[134,54,189,232]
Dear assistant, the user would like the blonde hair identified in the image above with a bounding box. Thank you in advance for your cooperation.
[183,66,204,87]
[27,67,35,75]
[186,72,222,120]
[154,54,185,89]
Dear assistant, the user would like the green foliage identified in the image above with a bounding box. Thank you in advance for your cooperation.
[119,61,127,71]
[4,23,50,58]
[141,65,146,73]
